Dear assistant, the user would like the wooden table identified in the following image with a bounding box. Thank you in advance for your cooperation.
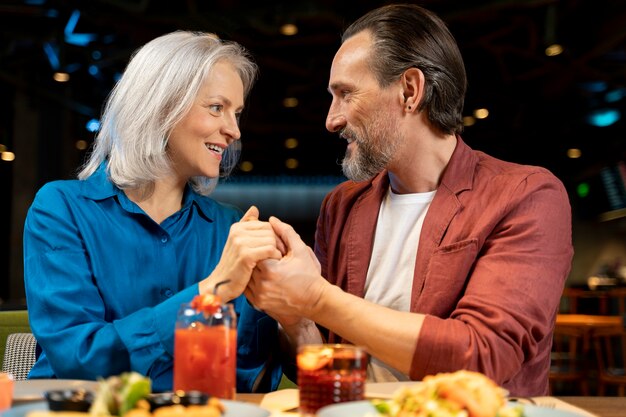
[559,396,626,417]
[555,314,623,353]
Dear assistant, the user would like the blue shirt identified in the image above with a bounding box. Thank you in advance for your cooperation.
[23,165,282,392]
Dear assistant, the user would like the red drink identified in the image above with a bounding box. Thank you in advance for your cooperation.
[173,303,237,399]
[297,344,368,416]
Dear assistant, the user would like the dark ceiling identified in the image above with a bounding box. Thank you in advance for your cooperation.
[1,0,626,188]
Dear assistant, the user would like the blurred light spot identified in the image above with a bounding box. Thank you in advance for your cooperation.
[545,44,563,56]
[581,81,607,93]
[586,109,621,127]
[285,158,299,169]
[75,140,88,150]
[284,138,299,149]
[53,72,70,82]
[283,97,298,108]
[0,144,6,152]
[43,42,60,70]
[280,24,298,36]
[567,148,582,159]
[88,65,99,76]
[463,116,475,126]
[92,50,102,60]
[605,89,625,103]
[473,108,489,119]
[1,152,15,162]
[577,182,590,198]
[86,118,101,132]
[240,161,253,172]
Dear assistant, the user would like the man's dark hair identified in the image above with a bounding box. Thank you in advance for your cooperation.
[343,4,467,135]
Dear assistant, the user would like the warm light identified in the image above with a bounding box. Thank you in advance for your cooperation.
[75,140,88,150]
[0,144,6,152]
[283,97,298,108]
[567,148,582,159]
[1,151,15,161]
[284,138,299,149]
[53,72,70,82]
[285,158,299,169]
[473,108,489,119]
[545,44,563,57]
[463,116,476,127]
[240,161,253,172]
[280,24,298,36]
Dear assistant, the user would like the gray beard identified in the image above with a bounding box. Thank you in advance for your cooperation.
[340,115,400,182]
[341,140,389,182]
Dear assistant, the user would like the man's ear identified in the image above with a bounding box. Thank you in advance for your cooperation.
[401,67,425,113]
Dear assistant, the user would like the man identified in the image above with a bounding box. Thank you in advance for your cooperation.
[246,4,572,396]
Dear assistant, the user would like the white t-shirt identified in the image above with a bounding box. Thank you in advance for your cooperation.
[364,186,436,382]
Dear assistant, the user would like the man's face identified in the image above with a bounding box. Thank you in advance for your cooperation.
[326,31,404,181]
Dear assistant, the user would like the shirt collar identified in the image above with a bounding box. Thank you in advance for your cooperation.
[80,163,218,222]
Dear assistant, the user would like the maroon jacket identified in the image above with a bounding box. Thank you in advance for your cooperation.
[314,137,573,396]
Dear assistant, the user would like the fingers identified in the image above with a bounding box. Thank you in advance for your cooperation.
[269,216,303,250]
[240,205,260,222]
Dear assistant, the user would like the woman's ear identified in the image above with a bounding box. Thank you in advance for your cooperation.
[401,67,425,113]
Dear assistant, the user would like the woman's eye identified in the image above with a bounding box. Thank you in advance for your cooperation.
[209,104,223,114]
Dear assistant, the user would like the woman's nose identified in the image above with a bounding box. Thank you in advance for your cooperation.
[223,114,241,142]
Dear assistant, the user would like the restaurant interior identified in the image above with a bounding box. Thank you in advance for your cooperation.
[1,0,626,404]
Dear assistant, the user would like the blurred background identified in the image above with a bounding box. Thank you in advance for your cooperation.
[1,0,626,306]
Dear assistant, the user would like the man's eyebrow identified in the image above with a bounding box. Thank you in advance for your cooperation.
[327,82,349,94]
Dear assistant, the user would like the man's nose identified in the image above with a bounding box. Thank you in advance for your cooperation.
[326,107,346,133]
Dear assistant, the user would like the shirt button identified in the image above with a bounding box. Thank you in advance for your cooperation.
[161,236,168,243]
[161,288,174,297]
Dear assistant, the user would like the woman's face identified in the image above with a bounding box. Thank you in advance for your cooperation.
[168,61,244,181]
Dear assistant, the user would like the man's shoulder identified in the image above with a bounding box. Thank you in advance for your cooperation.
[474,150,562,185]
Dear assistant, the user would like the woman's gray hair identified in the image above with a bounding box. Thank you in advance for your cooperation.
[342,4,467,135]
[78,31,258,196]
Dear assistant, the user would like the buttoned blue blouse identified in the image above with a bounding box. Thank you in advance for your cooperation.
[23,165,282,392]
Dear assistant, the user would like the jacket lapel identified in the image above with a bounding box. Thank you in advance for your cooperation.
[410,137,477,311]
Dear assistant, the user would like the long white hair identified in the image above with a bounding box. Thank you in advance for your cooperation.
[79,31,258,196]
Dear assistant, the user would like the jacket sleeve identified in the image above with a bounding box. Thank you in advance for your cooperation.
[411,171,573,391]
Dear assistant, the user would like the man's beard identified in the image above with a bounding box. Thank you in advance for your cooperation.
[341,113,401,182]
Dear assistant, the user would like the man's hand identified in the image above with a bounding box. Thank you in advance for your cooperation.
[199,206,283,301]
[246,216,325,324]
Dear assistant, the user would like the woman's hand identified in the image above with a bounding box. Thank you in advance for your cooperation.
[199,206,283,301]
[246,216,326,321]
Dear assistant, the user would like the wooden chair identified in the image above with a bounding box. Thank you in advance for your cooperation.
[592,325,626,396]
[607,287,626,316]
[549,324,589,395]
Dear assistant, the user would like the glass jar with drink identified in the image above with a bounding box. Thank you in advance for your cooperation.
[173,288,237,399]
[297,344,368,416]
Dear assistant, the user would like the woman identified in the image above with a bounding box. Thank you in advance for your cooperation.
[23,31,284,392]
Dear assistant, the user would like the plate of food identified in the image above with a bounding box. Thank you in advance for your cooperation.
[4,399,269,417]
[318,401,586,417]
[319,371,586,417]
[6,372,269,417]
[13,379,99,402]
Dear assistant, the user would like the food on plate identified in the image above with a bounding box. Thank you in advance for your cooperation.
[125,398,225,417]
[372,370,523,417]
[27,372,225,417]
[89,372,151,416]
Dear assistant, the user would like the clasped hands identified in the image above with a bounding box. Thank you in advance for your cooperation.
[201,206,325,326]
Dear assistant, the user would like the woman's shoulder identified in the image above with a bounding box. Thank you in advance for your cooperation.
[33,178,84,202]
